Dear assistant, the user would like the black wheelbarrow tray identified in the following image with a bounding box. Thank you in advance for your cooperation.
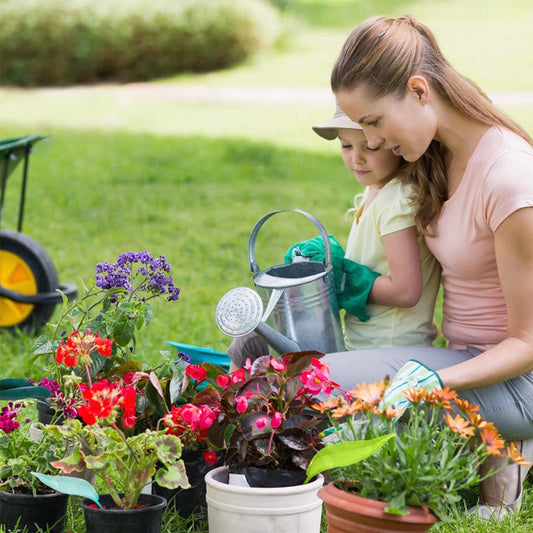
[0,134,76,331]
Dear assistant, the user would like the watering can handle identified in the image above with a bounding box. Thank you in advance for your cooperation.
[248,209,332,274]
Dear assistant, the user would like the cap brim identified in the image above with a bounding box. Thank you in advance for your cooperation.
[312,114,362,140]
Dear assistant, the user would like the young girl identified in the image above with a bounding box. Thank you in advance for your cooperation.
[227,107,440,367]
[312,106,440,350]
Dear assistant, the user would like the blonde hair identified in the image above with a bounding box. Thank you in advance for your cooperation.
[332,15,533,232]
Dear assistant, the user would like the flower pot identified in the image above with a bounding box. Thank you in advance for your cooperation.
[0,490,69,533]
[205,466,324,533]
[81,493,167,533]
[37,398,65,425]
[153,448,223,518]
[318,482,439,533]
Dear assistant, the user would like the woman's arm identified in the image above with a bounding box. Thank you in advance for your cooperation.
[367,226,423,307]
[439,207,533,390]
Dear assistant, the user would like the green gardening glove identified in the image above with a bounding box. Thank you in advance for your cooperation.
[284,235,380,322]
[382,359,442,414]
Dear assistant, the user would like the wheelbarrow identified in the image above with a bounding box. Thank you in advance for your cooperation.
[0,134,77,331]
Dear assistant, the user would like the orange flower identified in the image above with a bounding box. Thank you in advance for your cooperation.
[507,442,533,466]
[351,381,386,406]
[312,397,342,414]
[429,387,457,409]
[480,427,506,456]
[466,411,493,430]
[455,398,479,414]
[444,413,475,438]
[381,405,404,420]
[403,387,428,404]
[332,402,363,418]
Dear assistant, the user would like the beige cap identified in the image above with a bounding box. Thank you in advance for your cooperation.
[312,105,362,140]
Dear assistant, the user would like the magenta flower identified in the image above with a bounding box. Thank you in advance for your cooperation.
[256,416,269,430]
[271,411,283,428]
[235,395,249,414]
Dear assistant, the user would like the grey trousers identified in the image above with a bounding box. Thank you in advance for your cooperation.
[227,334,533,440]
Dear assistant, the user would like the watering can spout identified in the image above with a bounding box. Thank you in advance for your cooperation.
[215,287,301,356]
[254,322,301,355]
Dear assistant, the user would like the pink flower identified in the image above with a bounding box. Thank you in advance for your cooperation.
[235,395,249,414]
[271,411,283,428]
[270,358,286,372]
[256,416,269,430]
[198,405,218,430]
[300,370,325,395]
[186,364,207,382]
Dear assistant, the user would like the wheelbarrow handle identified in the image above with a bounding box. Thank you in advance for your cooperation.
[0,283,77,304]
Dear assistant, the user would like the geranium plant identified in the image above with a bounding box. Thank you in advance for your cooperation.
[39,342,190,509]
[307,382,528,518]
[193,351,339,486]
[30,251,181,420]
[0,379,69,495]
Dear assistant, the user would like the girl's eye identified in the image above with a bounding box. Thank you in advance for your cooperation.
[341,144,352,150]
[367,119,379,127]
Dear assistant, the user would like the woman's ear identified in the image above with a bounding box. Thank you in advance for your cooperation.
[407,75,430,104]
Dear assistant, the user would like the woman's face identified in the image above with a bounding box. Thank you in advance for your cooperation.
[336,83,437,162]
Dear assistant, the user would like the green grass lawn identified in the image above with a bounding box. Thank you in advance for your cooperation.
[1,0,533,531]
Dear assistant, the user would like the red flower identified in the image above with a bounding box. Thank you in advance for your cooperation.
[55,330,113,369]
[202,450,218,466]
[186,365,207,382]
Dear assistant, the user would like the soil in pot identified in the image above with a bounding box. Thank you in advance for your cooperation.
[0,489,69,533]
[81,493,167,533]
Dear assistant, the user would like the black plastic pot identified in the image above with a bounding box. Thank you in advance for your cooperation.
[81,493,167,533]
[153,448,223,518]
[0,490,68,533]
[244,466,307,487]
[36,398,66,425]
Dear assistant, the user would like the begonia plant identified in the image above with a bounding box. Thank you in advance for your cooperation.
[191,351,339,484]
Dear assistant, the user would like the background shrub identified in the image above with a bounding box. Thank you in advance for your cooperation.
[0,0,282,86]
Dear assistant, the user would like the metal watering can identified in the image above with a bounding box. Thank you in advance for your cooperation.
[215,209,345,355]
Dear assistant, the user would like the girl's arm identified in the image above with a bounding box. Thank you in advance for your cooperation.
[367,226,423,307]
[438,206,533,390]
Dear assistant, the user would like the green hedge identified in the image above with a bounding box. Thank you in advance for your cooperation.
[0,0,282,86]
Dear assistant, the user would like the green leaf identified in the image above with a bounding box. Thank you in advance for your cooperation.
[31,472,102,508]
[304,433,395,483]
[384,492,408,516]
[0,382,51,400]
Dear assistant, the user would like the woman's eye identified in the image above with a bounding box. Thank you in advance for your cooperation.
[341,144,352,150]
[366,146,380,152]
[367,119,379,127]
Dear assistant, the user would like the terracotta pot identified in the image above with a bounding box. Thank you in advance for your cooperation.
[318,482,439,533]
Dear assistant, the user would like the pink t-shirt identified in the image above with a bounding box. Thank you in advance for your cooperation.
[426,126,533,350]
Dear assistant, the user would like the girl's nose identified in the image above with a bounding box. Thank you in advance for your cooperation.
[352,149,365,164]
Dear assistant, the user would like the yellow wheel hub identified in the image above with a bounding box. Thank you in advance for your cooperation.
[0,250,36,327]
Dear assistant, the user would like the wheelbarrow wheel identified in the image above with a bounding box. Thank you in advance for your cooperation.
[0,230,59,331]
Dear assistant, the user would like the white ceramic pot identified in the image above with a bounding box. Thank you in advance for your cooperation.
[205,466,323,533]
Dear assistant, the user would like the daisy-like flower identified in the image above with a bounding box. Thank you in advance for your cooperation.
[444,413,475,438]
[507,442,533,467]
[312,397,342,414]
[332,402,363,418]
[480,427,506,456]
[455,398,479,414]
[350,381,385,407]
[403,386,429,405]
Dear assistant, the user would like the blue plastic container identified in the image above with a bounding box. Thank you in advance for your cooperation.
[166,341,231,372]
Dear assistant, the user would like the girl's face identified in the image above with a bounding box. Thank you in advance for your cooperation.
[338,128,400,188]
[336,83,436,162]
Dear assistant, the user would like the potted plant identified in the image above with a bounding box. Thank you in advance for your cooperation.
[307,381,528,532]
[30,251,181,423]
[194,351,338,533]
[0,379,70,533]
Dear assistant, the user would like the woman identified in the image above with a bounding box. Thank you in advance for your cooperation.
[322,15,533,519]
